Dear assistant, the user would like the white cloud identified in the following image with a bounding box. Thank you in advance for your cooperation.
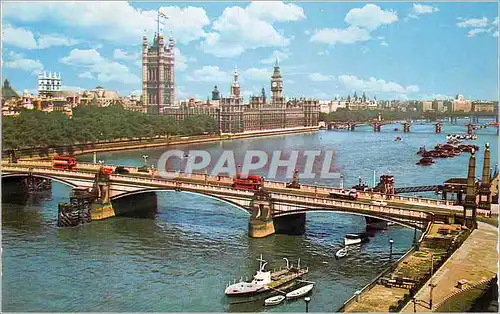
[467,28,490,37]
[186,66,229,82]
[456,17,488,28]
[175,48,196,71]
[317,50,330,55]
[78,71,94,79]
[308,73,333,82]
[338,75,419,94]
[380,41,389,46]
[260,49,290,64]
[310,26,371,45]
[412,4,439,15]
[200,2,305,57]
[60,49,140,85]
[311,4,396,46]
[493,31,499,37]
[344,4,398,31]
[3,24,78,50]
[4,51,44,74]
[493,17,499,26]
[3,3,210,45]
[243,67,273,81]
[113,49,139,61]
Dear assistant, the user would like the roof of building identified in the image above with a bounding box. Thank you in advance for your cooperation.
[2,79,20,99]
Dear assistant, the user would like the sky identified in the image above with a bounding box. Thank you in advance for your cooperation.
[1,1,499,101]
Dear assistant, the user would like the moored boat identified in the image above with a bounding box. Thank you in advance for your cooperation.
[344,233,369,246]
[264,295,285,306]
[285,284,314,300]
[417,157,434,165]
[335,247,348,259]
[225,255,308,297]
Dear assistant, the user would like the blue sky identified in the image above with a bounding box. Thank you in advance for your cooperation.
[1,1,498,101]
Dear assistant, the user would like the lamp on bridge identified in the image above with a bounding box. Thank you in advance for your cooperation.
[98,160,104,165]
[389,238,394,260]
[304,296,311,313]
[142,155,149,165]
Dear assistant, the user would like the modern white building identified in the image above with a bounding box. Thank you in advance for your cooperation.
[38,71,62,97]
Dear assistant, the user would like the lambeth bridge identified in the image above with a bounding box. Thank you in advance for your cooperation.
[1,160,482,237]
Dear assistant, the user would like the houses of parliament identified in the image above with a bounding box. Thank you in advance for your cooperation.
[142,33,319,134]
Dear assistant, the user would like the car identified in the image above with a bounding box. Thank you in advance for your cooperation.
[371,200,388,206]
[114,166,130,174]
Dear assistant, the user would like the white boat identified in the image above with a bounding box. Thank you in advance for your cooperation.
[335,247,348,259]
[344,233,369,246]
[286,284,314,299]
[225,255,308,296]
[264,295,285,306]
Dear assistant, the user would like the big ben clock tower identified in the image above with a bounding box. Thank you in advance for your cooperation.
[271,58,284,106]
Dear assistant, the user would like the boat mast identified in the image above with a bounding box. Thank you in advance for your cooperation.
[257,254,266,271]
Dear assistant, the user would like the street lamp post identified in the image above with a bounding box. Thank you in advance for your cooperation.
[304,296,311,313]
[340,173,344,189]
[429,252,435,310]
[389,238,394,261]
[314,182,318,197]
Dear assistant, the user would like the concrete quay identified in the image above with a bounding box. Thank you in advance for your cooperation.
[401,221,498,312]
[341,223,474,312]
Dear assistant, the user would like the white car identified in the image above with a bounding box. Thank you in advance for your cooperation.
[371,200,388,206]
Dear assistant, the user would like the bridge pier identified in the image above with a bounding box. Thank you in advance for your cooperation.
[90,170,115,221]
[435,122,442,134]
[248,189,275,238]
[403,121,411,133]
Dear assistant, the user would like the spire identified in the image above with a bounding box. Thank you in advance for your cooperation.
[233,65,239,82]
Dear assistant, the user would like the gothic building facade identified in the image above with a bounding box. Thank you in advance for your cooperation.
[142,33,175,114]
[163,60,320,134]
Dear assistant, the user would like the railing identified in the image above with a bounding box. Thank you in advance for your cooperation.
[3,161,453,206]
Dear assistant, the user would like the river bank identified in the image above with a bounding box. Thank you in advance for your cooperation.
[9,126,318,161]
[341,222,472,312]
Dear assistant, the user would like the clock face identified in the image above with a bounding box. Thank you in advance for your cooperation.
[272,82,277,87]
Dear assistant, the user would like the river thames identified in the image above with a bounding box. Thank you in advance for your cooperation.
[2,120,498,312]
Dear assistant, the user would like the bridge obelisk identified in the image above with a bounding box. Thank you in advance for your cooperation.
[463,149,477,228]
[478,143,491,210]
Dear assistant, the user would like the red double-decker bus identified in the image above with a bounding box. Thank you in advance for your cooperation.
[233,173,264,191]
[53,155,77,171]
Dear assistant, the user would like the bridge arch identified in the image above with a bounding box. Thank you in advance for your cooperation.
[1,173,78,188]
[110,188,251,215]
[273,208,429,230]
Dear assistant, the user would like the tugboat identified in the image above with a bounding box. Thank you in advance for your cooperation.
[225,255,308,297]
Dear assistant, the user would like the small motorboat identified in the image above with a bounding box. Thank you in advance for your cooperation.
[285,284,314,300]
[394,136,402,141]
[335,247,348,259]
[264,295,285,306]
[344,233,370,246]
